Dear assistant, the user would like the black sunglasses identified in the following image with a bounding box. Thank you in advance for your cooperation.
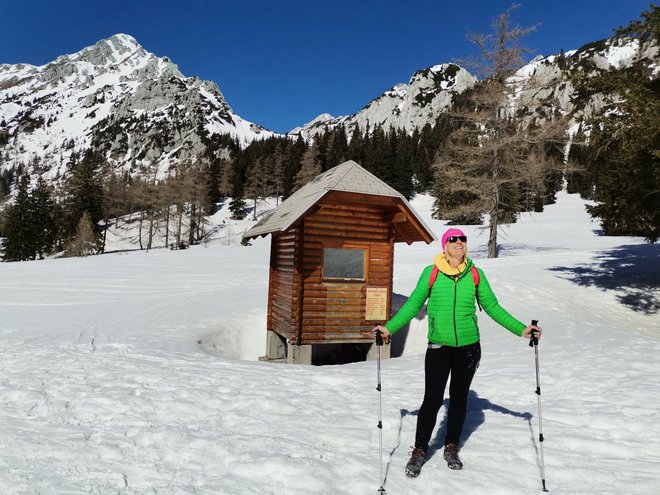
[447,235,467,243]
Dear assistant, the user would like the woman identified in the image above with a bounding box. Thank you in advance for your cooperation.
[373,228,540,478]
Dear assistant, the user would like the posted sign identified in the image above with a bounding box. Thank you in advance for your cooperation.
[365,287,388,321]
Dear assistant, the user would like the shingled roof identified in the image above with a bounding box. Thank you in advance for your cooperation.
[243,160,436,244]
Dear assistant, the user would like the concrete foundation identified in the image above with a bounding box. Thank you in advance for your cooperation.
[259,332,312,364]
[366,341,391,361]
[260,331,386,365]
[287,343,312,365]
[259,331,287,362]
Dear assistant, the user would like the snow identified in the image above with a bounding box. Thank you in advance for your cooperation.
[0,35,276,181]
[198,86,225,108]
[294,64,479,141]
[605,40,640,69]
[1,191,659,494]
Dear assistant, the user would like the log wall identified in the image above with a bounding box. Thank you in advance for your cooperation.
[267,228,301,341]
[298,201,394,344]
[267,199,398,346]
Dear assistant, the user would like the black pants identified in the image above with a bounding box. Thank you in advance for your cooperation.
[414,342,481,451]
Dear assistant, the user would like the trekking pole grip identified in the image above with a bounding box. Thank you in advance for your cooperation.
[529,319,539,347]
[375,329,383,346]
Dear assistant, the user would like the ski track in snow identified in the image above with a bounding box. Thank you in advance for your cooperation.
[1,191,659,494]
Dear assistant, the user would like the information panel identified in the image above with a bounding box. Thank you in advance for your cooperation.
[365,287,388,321]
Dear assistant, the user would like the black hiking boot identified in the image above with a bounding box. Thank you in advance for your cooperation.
[405,447,427,477]
[443,443,463,470]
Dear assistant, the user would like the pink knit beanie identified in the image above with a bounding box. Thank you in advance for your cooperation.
[441,228,466,250]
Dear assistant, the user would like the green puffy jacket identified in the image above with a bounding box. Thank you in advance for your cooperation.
[385,258,526,347]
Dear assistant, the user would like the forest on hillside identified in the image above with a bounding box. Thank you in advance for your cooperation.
[0,6,657,261]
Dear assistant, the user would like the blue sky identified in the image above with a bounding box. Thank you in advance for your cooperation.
[0,0,653,133]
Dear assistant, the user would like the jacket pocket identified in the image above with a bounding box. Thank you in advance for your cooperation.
[471,314,480,339]
[428,315,443,343]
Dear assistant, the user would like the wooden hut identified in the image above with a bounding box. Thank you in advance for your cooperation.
[243,160,435,364]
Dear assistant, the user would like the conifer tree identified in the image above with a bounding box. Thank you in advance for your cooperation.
[347,125,366,165]
[268,141,286,200]
[569,6,659,242]
[229,188,247,220]
[2,174,32,261]
[207,157,224,213]
[227,151,248,220]
[565,128,596,198]
[0,167,15,199]
[365,126,388,179]
[2,175,57,261]
[433,5,566,257]
[314,131,334,172]
[30,178,57,259]
[326,126,349,168]
[391,128,415,199]
[62,149,104,246]
[201,130,239,213]
[281,136,306,199]
[228,168,247,221]
[408,129,426,192]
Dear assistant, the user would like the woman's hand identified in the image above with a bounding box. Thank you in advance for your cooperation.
[521,324,542,340]
[373,325,391,344]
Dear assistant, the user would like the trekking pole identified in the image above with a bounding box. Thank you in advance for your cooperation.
[529,320,548,492]
[375,330,386,494]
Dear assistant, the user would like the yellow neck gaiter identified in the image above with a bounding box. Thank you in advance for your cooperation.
[434,252,467,277]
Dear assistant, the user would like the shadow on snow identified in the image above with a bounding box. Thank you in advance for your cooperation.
[383,390,532,483]
[548,243,660,315]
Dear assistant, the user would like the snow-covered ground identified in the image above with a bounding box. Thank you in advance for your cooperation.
[1,191,659,494]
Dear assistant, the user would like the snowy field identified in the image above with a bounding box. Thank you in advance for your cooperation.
[1,191,659,494]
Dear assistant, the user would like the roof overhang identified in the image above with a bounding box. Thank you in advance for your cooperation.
[242,160,437,244]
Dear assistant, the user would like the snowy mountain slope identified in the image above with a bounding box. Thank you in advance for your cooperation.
[505,36,659,122]
[0,191,658,494]
[291,35,659,141]
[289,63,477,140]
[1,32,657,185]
[0,34,277,181]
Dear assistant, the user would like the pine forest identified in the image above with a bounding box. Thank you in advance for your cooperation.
[0,6,658,261]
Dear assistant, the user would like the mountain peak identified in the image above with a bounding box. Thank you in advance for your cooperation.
[108,33,140,46]
[0,33,276,182]
[73,33,146,68]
